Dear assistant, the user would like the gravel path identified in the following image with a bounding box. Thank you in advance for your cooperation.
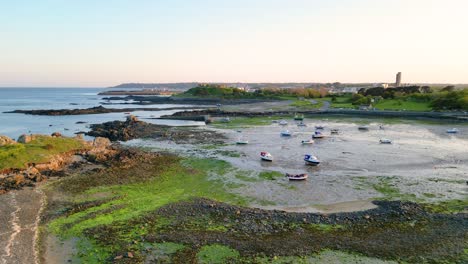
[0,188,44,264]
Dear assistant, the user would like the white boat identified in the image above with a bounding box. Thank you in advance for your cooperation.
[379,138,392,144]
[279,120,288,126]
[358,125,370,130]
[280,130,292,137]
[446,128,459,134]
[220,117,230,123]
[304,154,320,166]
[301,139,314,144]
[297,122,307,127]
[260,151,273,162]
[236,137,248,144]
[315,125,325,130]
[286,173,308,181]
[312,131,325,139]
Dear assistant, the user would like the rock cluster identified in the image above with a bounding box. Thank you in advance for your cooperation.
[0,136,114,194]
[17,134,39,143]
[0,135,16,146]
[86,117,225,144]
[0,167,44,194]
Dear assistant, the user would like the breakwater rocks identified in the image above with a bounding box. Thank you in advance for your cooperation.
[92,198,466,262]
[5,105,212,116]
[86,115,225,144]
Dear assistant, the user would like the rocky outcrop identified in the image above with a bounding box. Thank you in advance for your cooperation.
[86,116,225,144]
[17,134,40,144]
[0,135,16,146]
[5,105,211,116]
[51,132,62,137]
[0,136,115,194]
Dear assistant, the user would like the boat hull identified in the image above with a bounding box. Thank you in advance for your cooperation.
[305,160,320,166]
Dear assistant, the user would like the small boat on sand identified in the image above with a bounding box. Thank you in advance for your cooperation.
[294,114,304,121]
[301,139,314,144]
[236,137,248,144]
[279,120,288,126]
[330,129,339,134]
[260,151,273,161]
[315,125,325,130]
[297,122,307,127]
[280,130,292,137]
[379,138,392,144]
[221,117,231,123]
[312,131,325,139]
[286,173,308,181]
[446,128,459,134]
[304,154,320,166]
[358,125,370,131]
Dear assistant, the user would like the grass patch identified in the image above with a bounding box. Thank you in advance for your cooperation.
[290,100,323,109]
[374,99,432,111]
[214,150,241,157]
[210,116,275,129]
[196,244,240,264]
[352,176,421,202]
[0,136,86,170]
[423,199,467,214]
[235,172,260,182]
[306,223,346,232]
[259,171,283,180]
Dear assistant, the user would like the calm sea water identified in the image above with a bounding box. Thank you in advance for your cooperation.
[0,88,205,140]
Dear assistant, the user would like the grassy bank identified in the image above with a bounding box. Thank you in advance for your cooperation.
[0,136,86,170]
[374,99,432,111]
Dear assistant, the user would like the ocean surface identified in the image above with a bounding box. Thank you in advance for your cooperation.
[0,88,205,140]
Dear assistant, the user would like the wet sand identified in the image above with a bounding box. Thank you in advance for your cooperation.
[126,118,467,212]
[0,187,44,264]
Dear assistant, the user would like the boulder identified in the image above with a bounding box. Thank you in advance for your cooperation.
[51,132,62,137]
[93,137,111,149]
[126,115,139,123]
[0,135,16,146]
[17,134,37,143]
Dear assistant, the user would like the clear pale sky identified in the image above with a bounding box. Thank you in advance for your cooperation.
[1,0,467,87]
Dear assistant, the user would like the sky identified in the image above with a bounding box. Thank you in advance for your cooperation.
[0,0,467,87]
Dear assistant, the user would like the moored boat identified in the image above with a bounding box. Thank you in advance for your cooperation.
[301,139,314,144]
[297,122,307,127]
[221,117,231,123]
[279,120,288,126]
[280,130,292,137]
[312,131,325,139]
[446,128,459,134]
[379,138,392,144]
[286,173,308,181]
[260,151,273,161]
[236,137,248,144]
[358,125,370,131]
[304,154,320,166]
